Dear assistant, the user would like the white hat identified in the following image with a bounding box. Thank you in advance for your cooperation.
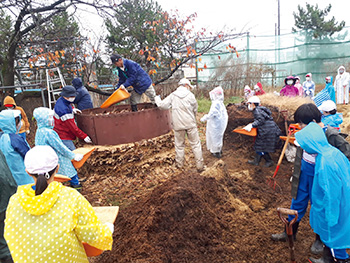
[325,76,331,82]
[247,96,260,104]
[25,146,58,175]
[178,78,193,89]
[318,100,336,112]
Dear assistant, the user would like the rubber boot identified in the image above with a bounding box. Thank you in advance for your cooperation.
[131,104,138,112]
[308,246,335,263]
[262,153,273,167]
[247,154,262,166]
[271,220,299,242]
[311,234,324,255]
[212,152,222,158]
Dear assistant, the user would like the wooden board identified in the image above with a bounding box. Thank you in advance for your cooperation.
[71,147,96,169]
[93,206,119,224]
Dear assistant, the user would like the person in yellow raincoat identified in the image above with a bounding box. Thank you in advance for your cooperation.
[4,145,113,263]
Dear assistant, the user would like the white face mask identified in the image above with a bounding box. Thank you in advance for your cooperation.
[339,70,344,74]
[306,77,310,81]
[66,97,75,103]
[248,104,254,111]
[287,80,293,85]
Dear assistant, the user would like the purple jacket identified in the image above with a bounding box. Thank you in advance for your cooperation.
[280,85,299,97]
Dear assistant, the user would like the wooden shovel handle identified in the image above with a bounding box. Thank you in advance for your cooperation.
[277,131,291,166]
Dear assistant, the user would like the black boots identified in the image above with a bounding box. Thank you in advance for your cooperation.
[311,234,324,255]
[262,153,273,167]
[131,105,138,112]
[248,154,262,165]
[308,246,335,263]
[271,221,299,242]
[212,152,222,158]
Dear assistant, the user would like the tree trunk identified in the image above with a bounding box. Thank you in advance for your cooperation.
[2,40,17,97]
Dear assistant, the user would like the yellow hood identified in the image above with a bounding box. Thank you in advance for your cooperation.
[18,181,62,215]
[3,96,16,106]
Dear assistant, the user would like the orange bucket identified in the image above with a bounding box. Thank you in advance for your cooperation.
[82,242,103,257]
[100,87,131,109]
[232,127,257,137]
[72,147,96,169]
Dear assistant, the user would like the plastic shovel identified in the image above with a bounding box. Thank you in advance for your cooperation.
[277,207,298,263]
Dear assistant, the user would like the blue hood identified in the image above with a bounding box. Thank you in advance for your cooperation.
[72,78,83,89]
[34,107,54,129]
[295,122,330,154]
[0,110,17,134]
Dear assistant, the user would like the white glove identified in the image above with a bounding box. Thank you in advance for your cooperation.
[243,123,253,132]
[306,90,310,95]
[105,222,114,233]
[73,108,82,114]
[74,153,84,162]
[200,115,208,123]
[119,84,126,91]
[84,136,92,143]
[26,130,30,134]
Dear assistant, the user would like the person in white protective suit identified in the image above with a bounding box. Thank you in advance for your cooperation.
[200,87,228,158]
[155,78,204,172]
[334,66,350,104]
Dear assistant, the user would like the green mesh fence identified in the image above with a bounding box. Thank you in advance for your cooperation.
[196,27,350,92]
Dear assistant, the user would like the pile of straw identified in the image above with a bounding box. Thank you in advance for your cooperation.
[258,93,314,115]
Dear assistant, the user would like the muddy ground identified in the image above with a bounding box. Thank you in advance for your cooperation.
[19,95,349,263]
[74,104,321,263]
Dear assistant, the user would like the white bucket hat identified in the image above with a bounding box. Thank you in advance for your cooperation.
[25,145,58,175]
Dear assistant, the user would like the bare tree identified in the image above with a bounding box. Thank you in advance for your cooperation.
[0,0,119,93]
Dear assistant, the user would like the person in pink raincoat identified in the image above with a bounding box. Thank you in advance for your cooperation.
[280,76,299,97]
[294,76,303,96]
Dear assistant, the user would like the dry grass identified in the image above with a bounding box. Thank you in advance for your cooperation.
[258,93,314,114]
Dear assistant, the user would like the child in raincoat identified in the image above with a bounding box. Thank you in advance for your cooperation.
[313,76,335,107]
[34,107,84,191]
[0,150,17,263]
[200,87,228,158]
[4,145,113,263]
[0,110,33,186]
[253,82,265,95]
[294,76,304,96]
[271,103,350,256]
[295,123,350,263]
[318,100,343,130]
[302,73,315,98]
[280,76,299,97]
[244,85,253,101]
[243,96,281,167]
[3,95,30,139]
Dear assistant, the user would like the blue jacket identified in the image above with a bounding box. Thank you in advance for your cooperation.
[0,110,33,186]
[295,122,350,249]
[114,59,152,94]
[72,78,93,110]
[322,113,343,129]
[313,76,336,106]
[34,107,77,178]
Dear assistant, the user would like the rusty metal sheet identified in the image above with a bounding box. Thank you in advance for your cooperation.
[76,103,172,145]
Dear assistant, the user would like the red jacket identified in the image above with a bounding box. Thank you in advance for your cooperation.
[53,97,87,140]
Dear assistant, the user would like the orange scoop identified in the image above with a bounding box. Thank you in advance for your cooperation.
[280,136,296,144]
[232,127,257,137]
[100,87,131,108]
[72,147,96,169]
[54,174,71,183]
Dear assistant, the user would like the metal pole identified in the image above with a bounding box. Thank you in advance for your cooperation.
[278,0,280,36]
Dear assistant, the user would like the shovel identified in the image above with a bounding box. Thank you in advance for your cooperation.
[276,207,298,263]
[267,129,291,190]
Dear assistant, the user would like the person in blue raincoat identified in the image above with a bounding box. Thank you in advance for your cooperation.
[72,78,93,110]
[33,107,84,191]
[318,100,343,130]
[110,53,156,112]
[303,73,316,98]
[313,76,335,107]
[0,110,33,186]
[200,86,228,158]
[296,122,350,263]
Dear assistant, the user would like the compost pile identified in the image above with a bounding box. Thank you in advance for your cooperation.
[80,104,319,263]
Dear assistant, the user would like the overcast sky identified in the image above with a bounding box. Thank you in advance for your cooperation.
[152,0,350,36]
